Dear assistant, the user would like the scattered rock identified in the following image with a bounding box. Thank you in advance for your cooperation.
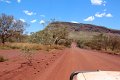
[46,62,49,65]
[53,55,56,56]
[37,62,40,63]
[6,63,9,65]
[42,59,44,61]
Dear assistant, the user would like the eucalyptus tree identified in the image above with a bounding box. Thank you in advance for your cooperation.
[0,14,27,44]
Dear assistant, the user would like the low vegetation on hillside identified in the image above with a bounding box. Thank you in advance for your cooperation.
[76,33,120,54]
[28,25,72,47]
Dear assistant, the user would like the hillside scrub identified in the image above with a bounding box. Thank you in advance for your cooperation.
[77,33,120,54]
[90,34,120,52]
[28,24,72,47]
[68,31,99,41]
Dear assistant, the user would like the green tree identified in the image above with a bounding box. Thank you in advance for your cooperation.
[0,14,27,44]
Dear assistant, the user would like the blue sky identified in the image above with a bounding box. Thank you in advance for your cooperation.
[0,0,120,33]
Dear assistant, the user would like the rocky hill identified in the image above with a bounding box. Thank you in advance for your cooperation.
[47,22,120,34]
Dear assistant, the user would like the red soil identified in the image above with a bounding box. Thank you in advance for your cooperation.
[0,44,120,80]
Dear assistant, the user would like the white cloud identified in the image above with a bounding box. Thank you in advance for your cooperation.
[71,21,79,23]
[95,12,113,18]
[95,12,106,17]
[0,0,21,3]
[84,16,95,21]
[19,19,26,22]
[91,0,106,6]
[40,15,45,17]
[23,10,36,16]
[17,0,21,3]
[40,20,45,24]
[6,0,10,3]
[0,0,11,3]
[106,13,113,17]
[31,19,37,23]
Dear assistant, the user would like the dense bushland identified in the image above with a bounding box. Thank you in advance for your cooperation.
[76,33,120,54]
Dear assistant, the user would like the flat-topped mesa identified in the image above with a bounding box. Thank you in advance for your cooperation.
[47,21,120,34]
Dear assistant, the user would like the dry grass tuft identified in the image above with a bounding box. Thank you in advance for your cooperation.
[0,55,7,62]
[4,43,65,51]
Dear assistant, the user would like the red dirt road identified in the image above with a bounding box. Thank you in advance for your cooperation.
[38,44,120,80]
[0,43,120,80]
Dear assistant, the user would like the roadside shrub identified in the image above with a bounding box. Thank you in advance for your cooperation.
[58,39,66,45]
[63,39,72,47]
[0,46,10,50]
[109,36,120,52]
[77,40,85,48]
[0,56,7,62]
[5,43,65,51]
[87,34,109,50]
[47,45,65,50]
[76,33,120,54]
